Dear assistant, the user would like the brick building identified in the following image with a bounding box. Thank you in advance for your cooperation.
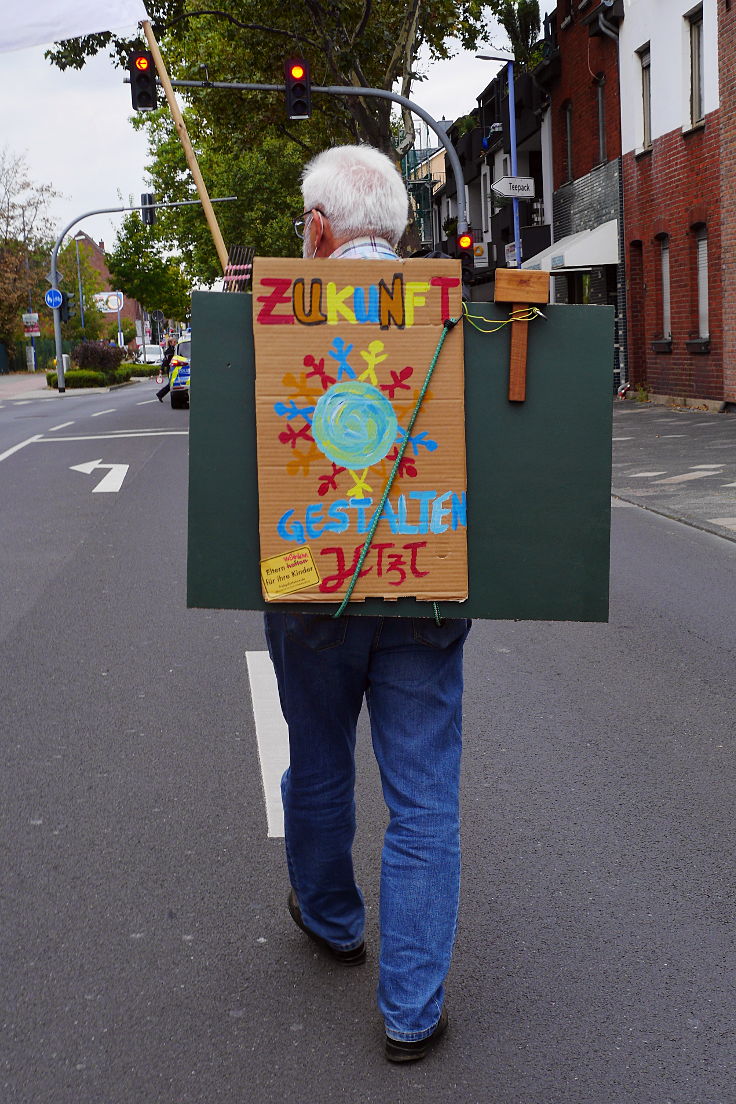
[620,0,723,403]
[530,1,625,381]
[718,0,736,403]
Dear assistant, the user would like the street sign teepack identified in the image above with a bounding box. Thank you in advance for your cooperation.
[492,176,535,199]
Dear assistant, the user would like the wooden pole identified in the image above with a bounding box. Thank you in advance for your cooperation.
[141,20,229,274]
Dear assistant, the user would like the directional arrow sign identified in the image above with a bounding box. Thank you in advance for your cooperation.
[70,458,129,493]
[491,176,535,199]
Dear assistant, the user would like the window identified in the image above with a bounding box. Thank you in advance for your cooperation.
[563,101,573,180]
[660,236,671,339]
[596,77,606,163]
[639,46,652,148]
[480,165,491,235]
[695,227,709,338]
[689,7,704,125]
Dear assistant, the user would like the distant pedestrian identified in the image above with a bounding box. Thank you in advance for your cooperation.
[156,338,177,402]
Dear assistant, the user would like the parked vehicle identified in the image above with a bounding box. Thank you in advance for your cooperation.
[169,336,191,409]
[137,344,164,365]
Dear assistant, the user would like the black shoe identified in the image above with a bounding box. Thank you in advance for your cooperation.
[287,889,366,966]
[385,1007,449,1063]
[157,395,164,402]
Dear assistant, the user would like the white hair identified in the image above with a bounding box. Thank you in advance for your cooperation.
[301,145,409,247]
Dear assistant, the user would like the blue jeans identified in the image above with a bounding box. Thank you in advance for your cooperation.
[264,611,470,1041]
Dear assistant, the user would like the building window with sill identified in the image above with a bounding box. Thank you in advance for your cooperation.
[638,45,652,149]
[660,236,671,340]
[695,226,709,339]
[595,75,606,164]
[689,7,704,126]
[563,101,573,181]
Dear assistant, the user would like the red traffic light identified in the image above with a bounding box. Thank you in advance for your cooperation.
[129,50,157,110]
[457,232,473,250]
[284,57,312,120]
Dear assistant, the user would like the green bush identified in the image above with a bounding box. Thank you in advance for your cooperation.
[131,362,161,377]
[72,341,126,376]
[46,369,105,389]
[112,366,133,384]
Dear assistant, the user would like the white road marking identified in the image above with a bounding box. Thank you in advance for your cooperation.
[653,471,723,485]
[91,408,116,417]
[690,464,724,469]
[612,437,633,441]
[136,399,158,405]
[246,650,289,839]
[12,400,32,406]
[38,430,187,442]
[70,458,129,493]
[0,434,43,463]
[659,434,686,438]
[722,482,736,488]
[708,518,736,531]
[49,421,75,432]
[631,471,667,477]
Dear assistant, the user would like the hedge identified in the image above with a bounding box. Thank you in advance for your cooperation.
[131,362,162,377]
[46,369,105,389]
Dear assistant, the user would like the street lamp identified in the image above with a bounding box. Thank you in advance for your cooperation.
[476,53,522,268]
[73,233,87,331]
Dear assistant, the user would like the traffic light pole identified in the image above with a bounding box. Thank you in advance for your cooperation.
[49,196,235,392]
[164,78,469,235]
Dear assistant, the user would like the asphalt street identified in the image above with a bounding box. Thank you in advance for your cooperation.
[1,377,735,1104]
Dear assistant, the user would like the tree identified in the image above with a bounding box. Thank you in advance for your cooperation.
[106,211,191,320]
[494,1,541,70]
[0,148,58,355]
[47,3,543,280]
[54,240,106,342]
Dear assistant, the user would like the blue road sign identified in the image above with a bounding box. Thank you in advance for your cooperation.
[45,288,63,309]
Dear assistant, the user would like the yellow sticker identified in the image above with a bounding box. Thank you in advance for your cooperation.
[260,545,321,598]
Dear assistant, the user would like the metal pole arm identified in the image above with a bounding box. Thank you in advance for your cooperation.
[164,78,468,234]
[49,197,236,392]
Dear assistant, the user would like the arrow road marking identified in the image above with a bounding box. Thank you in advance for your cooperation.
[70,458,129,493]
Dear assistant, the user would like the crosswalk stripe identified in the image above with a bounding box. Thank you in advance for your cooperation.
[245,651,289,839]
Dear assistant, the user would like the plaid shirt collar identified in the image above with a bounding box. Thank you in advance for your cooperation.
[330,236,398,260]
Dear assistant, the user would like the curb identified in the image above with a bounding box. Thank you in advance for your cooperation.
[611,493,736,545]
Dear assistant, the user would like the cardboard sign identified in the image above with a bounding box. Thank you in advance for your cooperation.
[252,257,468,605]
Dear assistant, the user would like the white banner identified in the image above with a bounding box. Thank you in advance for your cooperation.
[1,1,149,54]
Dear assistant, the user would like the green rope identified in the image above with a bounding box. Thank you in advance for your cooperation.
[333,316,461,622]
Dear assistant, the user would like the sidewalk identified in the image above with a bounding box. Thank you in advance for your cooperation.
[0,372,143,400]
[612,399,736,543]
[0,372,53,400]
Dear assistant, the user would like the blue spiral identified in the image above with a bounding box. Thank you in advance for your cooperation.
[311,381,398,468]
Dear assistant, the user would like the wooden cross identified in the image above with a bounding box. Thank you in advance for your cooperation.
[494,269,550,403]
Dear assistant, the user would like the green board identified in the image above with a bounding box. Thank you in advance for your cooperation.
[187,290,613,621]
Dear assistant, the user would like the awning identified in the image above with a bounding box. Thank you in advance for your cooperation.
[521,218,619,273]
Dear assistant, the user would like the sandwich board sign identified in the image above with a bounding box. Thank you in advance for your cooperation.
[251,258,467,604]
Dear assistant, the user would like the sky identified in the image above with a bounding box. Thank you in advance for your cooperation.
[0,3,554,252]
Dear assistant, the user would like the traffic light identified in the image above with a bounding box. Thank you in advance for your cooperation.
[59,292,75,323]
[457,229,475,294]
[284,58,311,120]
[141,193,156,226]
[129,51,157,111]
